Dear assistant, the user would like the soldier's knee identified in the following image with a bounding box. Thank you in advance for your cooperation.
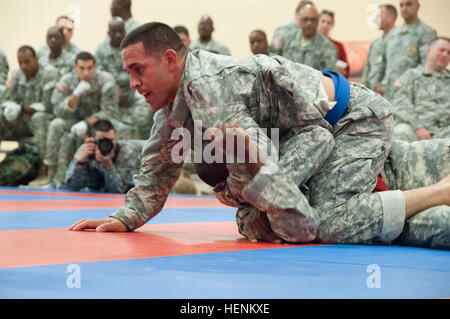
[49,118,67,133]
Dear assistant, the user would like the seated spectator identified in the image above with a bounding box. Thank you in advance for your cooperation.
[269,0,307,52]
[37,16,81,58]
[110,0,140,35]
[189,15,231,55]
[249,30,270,56]
[272,2,338,71]
[0,47,8,102]
[37,26,75,77]
[174,25,191,50]
[318,10,350,78]
[65,119,141,193]
[95,16,153,140]
[392,37,450,142]
[1,46,59,185]
[31,51,121,187]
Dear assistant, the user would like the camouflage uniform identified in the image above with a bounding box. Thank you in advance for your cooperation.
[0,48,9,102]
[189,39,232,56]
[378,20,437,101]
[125,17,141,35]
[392,65,450,142]
[37,46,76,77]
[362,35,386,90]
[95,40,154,139]
[273,28,338,71]
[269,21,300,54]
[37,42,81,59]
[64,140,141,193]
[43,70,120,170]
[0,64,59,160]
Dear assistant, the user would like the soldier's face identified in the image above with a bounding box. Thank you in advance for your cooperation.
[400,0,419,21]
[428,40,450,72]
[74,59,97,82]
[18,51,39,79]
[318,13,333,36]
[56,18,74,44]
[198,18,213,39]
[299,5,319,38]
[249,32,268,55]
[108,23,126,48]
[47,28,65,51]
[122,42,179,112]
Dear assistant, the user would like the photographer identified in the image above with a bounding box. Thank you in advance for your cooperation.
[64,119,140,193]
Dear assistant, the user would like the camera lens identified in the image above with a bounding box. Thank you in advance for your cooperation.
[97,137,114,156]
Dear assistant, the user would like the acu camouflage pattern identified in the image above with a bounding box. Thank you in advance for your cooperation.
[269,21,300,54]
[111,51,449,249]
[37,46,76,77]
[378,20,437,101]
[272,28,338,71]
[0,143,39,186]
[43,70,120,166]
[95,40,154,139]
[0,48,8,102]
[382,139,450,250]
[189,39,232,56]
[0,64,59,160]
[362,35,386,90]
[392,65,450,141]
[64,140,141,193]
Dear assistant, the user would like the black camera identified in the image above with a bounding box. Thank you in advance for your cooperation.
[88,137,114,159]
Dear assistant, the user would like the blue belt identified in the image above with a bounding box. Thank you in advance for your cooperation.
[321,70,350,126]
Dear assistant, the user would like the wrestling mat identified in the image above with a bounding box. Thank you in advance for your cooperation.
[0,186,449,299]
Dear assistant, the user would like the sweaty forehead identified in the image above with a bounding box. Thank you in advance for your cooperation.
[122,42,147,68]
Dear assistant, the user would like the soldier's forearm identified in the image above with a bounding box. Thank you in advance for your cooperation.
[403,180,449,218]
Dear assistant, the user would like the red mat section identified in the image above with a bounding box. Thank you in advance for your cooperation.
[0,189,124,198]
[1,197,228,211]
[0,222,317,269]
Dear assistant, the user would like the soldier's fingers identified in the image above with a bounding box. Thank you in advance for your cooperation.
[96,220,127,232]
[71,219,106,231]
[67,219,88,230]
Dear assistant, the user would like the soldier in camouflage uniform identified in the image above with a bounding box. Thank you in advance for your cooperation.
[95,16,153,139]
[0,47,8,102]
[1,46,59,185]
[392,37,450,142]
[272,2,338,71]
[37,16,81,59]
[269,1,310,53]
[31,51,121,187]
[65,119,141,193]
[69,23,450,250]
[362,4,397,91]
[189,15,231,56]
[37,26,75,77]
[375,0,437,101]
[110,0,140,35]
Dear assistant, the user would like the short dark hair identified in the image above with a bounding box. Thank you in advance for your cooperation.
[17,45,36,57]
[295,0,314,13]
[75,51,96,64]
[432,36,450,45]
[382,4,398,20]
[249,29,267,41]
[120,22,187,57]
[174,25,189,37]
[320,10,335,21]
[91,119,115,136]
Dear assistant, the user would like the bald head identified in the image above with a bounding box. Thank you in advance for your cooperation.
[198,15,214,42]
[109,16,126,48]
[46,26,65,53]
[298,3,319,39]
[400,0,420,24]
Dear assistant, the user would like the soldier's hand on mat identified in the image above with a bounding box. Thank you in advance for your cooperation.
[236,208,282,244]
[415,127,432,140]
[68,217,128,232]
